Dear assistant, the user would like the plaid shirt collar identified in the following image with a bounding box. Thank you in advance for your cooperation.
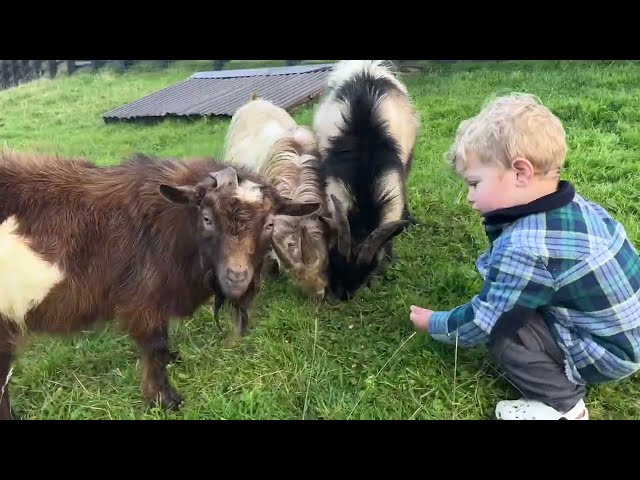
[482,180,576,243]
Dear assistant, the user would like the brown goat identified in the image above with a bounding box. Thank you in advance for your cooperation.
[0,150,319,420]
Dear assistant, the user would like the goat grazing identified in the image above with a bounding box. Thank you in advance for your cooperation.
[0,150,319,420]
[224,97,329,298]
[312,60,420,300]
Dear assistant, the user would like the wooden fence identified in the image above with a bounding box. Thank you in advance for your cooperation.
[0,60,306,91]
[0,60,168,90]
[0,60,431,92]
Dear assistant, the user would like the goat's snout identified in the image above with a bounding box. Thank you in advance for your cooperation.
[217,263,252,300]
[226,267,248,284]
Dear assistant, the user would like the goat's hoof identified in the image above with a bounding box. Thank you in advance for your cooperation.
[166,349,180,364]
[223,334,241,349]
[158,349,180,365]
[149,387,184,411]
[0,408,20,420]
[0,410,14,421]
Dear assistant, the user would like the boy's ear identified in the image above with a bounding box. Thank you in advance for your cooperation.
[511,157,535,185]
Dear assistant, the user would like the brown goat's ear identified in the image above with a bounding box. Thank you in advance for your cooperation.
[159,184,204,205]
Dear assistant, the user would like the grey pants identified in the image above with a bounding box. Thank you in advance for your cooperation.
[487,311,586,412]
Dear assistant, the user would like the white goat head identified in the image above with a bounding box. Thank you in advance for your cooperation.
[270,211,328,298]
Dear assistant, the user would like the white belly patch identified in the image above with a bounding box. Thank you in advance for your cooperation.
[0,215,64,330]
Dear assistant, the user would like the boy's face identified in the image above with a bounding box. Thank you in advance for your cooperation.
[459,156,520,215]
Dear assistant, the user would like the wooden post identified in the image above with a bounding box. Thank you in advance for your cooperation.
[48,60,58,78]
[11,61,20,86]
[31,60,42,79]
[213,60,227,70]
[92,60,106,72]
[0,61,9,89]
[67,60,76,75]
[20,60,31,81]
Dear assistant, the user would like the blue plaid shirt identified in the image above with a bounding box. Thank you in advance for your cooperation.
[429,181,640,385]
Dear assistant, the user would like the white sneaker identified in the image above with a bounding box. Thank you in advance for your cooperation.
[495,398,589,420]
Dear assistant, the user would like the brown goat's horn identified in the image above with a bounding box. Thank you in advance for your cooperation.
[208,167,238,189]
[356,220,408,265]
[329,194,351,261]
[195,175,217,192]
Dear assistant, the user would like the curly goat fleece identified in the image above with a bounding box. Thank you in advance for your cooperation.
[224,97,329,298]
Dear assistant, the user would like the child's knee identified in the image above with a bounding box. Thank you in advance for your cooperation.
[487,331,515,365]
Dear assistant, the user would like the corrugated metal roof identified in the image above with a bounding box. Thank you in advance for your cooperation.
[102,63,335,122]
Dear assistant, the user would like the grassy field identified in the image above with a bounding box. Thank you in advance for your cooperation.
[2,60,640,420]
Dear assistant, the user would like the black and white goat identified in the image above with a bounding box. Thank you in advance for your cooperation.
[312,60,420,300]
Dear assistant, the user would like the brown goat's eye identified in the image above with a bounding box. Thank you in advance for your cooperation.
[203,212,213,225]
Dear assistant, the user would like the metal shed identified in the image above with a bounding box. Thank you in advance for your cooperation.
[102,63,335,123]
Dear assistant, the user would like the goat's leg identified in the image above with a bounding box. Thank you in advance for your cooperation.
[223,306,249,348]
[384,241,394,261]
[263,253,282,278]
[130,324,183,411]
[213,295,225,333]
[242,281,259,330]
[403,207,418,227]
[238,307,249,336]
[158,323,180,364]
[224,279,258,347]
[0,321,20,421]
[0,346,15,421]
[377,242,395,279]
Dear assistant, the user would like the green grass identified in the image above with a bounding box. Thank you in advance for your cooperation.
[3,59,640,420]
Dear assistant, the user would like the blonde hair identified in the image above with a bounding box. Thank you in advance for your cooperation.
[446,92,567,177]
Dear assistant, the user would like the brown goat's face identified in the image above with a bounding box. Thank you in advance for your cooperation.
[270,213,329,298]
[160,167,320,301]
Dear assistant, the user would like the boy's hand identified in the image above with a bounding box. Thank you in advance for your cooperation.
[410,305,433,331]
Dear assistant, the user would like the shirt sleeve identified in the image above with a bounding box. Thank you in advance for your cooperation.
[428,245,556,347]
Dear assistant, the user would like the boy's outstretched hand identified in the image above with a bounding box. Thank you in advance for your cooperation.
[410,305,433,331]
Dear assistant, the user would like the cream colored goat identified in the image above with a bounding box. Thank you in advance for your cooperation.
[224,97,328,298]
